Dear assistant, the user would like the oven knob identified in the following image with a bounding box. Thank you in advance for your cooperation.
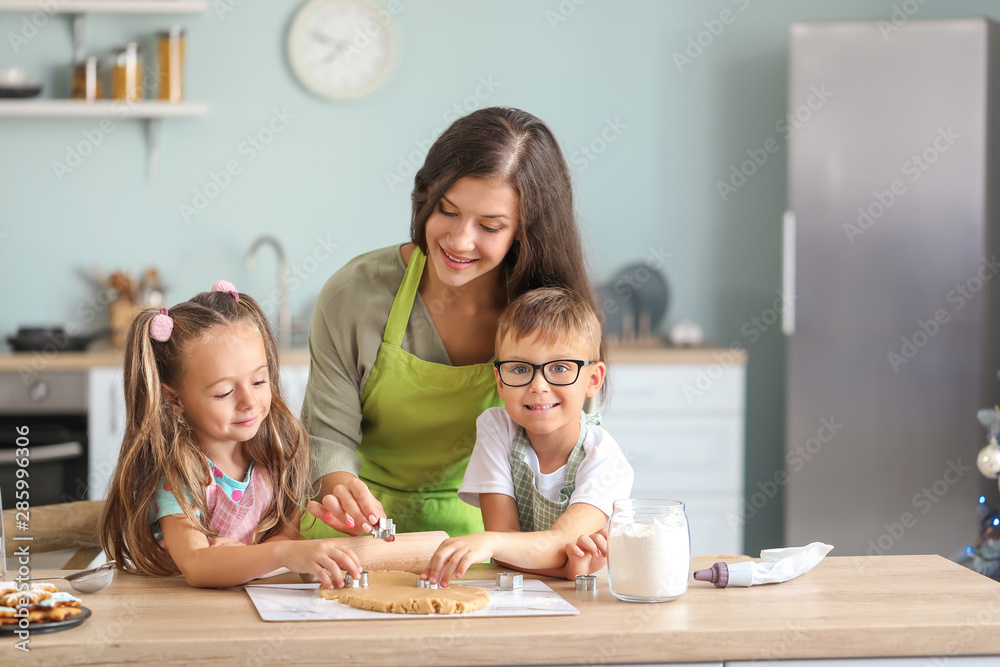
[29,380,48,402]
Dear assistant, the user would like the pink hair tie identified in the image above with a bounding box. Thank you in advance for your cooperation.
[211,280,239,302]
[150,308,174,342]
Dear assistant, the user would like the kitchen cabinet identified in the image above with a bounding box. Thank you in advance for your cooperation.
[727,660,995,667]
[603,360,746,556]
[86,366,125,501]
[280,363,310,419]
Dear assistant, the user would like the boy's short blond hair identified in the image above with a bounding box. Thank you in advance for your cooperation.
[496,287,603,359]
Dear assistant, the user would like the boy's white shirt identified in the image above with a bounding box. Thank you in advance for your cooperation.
[458,407,634,517]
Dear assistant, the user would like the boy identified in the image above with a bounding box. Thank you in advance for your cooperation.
[422,287,633,584]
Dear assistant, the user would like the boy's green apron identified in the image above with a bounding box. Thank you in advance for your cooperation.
[303,247,503,539]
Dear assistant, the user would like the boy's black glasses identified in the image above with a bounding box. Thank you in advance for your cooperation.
[493,359,597,387]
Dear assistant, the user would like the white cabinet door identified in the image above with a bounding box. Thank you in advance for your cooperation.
[603,363,746,556]
[280,364,310,418]
[87,366,125,501]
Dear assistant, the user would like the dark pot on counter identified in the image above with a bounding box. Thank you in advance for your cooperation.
[6,327,103,353]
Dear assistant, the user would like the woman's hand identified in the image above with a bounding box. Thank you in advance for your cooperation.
[279,539,362,590]
[564,528,608,580]
[422,533,498,586]
[307,472,386,536]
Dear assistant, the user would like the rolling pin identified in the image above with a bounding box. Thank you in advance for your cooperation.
[331,531,450,574]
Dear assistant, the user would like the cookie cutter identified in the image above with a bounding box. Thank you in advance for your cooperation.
[344,571,369,588]
[416,579,439,589]
[496,572,523,590]
[371,517,396,542]
[575,574,597,592]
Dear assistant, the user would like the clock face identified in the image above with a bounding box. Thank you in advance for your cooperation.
[288,0,399,100]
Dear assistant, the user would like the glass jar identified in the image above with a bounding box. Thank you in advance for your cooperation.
[607,499,690,603]
[71,57,102,101]
[157,26,185,102]
[111,43,143,102]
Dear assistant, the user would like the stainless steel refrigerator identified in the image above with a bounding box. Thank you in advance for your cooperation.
[784,19,1000,556]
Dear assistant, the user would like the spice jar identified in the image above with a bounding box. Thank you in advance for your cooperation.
[157,26,185,102]
[71,56,102,101]
[111,42,143,102]
[607,499,690,603]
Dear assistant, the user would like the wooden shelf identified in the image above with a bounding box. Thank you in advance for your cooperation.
[0,100,208,118]
[0,1,208,12]
[0,1,208,180]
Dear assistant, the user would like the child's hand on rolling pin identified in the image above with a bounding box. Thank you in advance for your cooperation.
[306,476,386,536]
[422,533,499,587]
[565,528,608,580]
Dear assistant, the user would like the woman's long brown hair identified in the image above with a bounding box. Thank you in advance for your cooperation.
[99,290,309,576]
[409,107,608,366]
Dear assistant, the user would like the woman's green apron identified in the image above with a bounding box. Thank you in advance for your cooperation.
[303,248,503,538]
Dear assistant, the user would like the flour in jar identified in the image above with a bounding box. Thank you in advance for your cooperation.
[608,517,690,600]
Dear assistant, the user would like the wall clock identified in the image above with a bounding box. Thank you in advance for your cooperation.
[288,0,399,100]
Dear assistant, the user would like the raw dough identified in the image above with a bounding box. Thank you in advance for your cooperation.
[319,570,490,614]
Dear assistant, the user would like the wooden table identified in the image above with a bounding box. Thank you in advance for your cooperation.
[3,555,1000,665]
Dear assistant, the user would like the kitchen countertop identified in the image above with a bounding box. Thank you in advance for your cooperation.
[0,344,747,372]
[4,555,997,665]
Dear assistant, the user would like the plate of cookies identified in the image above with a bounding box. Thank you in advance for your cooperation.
[0,582,90,634]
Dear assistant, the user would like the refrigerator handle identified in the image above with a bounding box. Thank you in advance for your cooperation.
[782,210,796,336]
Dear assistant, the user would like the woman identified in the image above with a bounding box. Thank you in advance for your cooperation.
[302,107,602,538]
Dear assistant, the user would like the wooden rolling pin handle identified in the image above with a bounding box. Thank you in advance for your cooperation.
[332,531,450,574]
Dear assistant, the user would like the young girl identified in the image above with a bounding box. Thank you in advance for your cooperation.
[100,281,361,589]
[422,287,633,585]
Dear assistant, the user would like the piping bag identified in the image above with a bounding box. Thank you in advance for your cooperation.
[693,542,834,588]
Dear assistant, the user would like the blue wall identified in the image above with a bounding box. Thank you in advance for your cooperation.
[3,0,998,552]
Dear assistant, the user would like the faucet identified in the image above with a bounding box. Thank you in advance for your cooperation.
[245,235,291,349]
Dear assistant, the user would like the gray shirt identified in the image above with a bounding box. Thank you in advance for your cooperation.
[302,244,451,483]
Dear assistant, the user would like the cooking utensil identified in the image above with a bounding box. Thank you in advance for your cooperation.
[28,561,116,594]
[0,84,42,98]
[371,516,395,542]
[598,264,670,340]
[6,327,105,352]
